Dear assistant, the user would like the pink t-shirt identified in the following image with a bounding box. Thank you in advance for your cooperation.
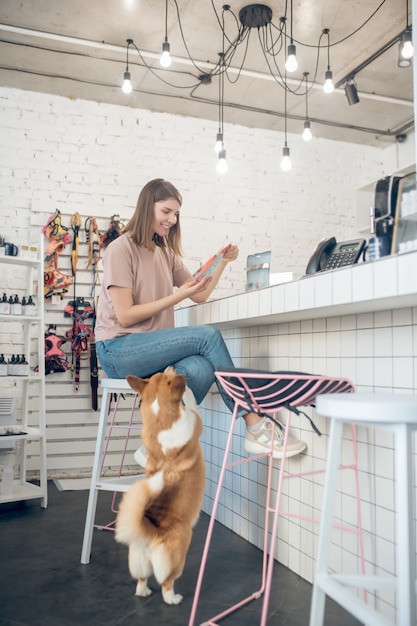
[94,233,192,341]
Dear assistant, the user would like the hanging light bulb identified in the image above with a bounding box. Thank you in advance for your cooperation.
[280,69,292,171]
[323,69,334,94]
[322,29,334,94]
[399,28,414,67]
[215,42,227,172]
[160,40,172,68]
[214,131,223,153]
[302,72,312,141]
[398,1,413,67]
[121,39,133,94]
[217,149,228,174]
[285,43,298,72]
[302,120,312,142]
[160,0,172,68]
[285,1,297,72]
[280,145,292,171]
[122,71,133,94]
[401,29,414,58]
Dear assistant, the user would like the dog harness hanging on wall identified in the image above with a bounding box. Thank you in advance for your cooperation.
[64,298,94,391]
[42,210,74,299]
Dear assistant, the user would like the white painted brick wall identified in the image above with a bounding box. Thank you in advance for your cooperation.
[0,85,397,480]
[1,86,386,297]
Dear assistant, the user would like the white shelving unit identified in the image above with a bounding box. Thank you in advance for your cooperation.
[0,239,47,507]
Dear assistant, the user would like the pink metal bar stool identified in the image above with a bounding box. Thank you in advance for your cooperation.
[81,378,144,564]
[189,369,364,626]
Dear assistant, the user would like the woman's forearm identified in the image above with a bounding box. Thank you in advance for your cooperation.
[110,288,183,327]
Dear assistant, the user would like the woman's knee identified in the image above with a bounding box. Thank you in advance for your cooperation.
[173,355,215,404]
[196,324,223,346]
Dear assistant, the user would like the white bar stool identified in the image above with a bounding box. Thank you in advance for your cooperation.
[310,392,417,626]
[81,378,144,564]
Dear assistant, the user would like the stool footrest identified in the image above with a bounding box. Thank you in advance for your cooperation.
[95,474,144,492]
[329,573,401,590]
[317,575,393,626]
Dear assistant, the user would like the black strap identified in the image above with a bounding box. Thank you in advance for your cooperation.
[242,389,284,430]
[283,405,322,436]
[90,342,99,411]
[242,388,321,435]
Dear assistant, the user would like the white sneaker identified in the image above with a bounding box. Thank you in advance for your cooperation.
[134,443,148,468]
[244,418,307,459]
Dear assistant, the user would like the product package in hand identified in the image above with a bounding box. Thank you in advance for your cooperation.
[193,244,232,281]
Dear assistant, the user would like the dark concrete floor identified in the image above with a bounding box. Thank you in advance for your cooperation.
[0,481,361,625]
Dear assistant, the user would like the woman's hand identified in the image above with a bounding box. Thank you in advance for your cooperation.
[177,276,212,299]
[180,244,239,305]
[222,243,238,263]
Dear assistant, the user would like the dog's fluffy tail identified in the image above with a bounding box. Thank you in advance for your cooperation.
[115,470,164,545]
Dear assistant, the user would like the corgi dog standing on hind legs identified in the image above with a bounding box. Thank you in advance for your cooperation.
[115,367,205,605]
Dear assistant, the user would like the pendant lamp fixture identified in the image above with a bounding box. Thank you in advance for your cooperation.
[216,53,227,174]
[121,38,133,94]
[398,0,413,67]
[285,0,298,73]
[214,132,223,154]
[217,148,228,174]
[322,29,334,94]
[118,3,408,161]
[280,80,292,171]
[160,0,172,68]
[302,72,312,141]
[216,15,228,176]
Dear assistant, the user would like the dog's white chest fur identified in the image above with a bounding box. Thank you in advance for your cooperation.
[152,398,196,454]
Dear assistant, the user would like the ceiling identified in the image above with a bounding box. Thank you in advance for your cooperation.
[0,0,414,147]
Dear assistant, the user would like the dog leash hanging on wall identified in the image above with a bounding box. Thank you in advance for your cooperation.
[42,210,74,299]
[85,217,102,410]
[85,217,101,271]
[70,212,82,277]
[64,298,94,391]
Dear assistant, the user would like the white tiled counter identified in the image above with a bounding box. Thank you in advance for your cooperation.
[175,251,417,329]
[175,251,417,624]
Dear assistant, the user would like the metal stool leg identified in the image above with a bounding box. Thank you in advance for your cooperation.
[81,387,112,564]
[190,411,301,625]
[396,423,416,626]
[260,415,292,626]
[188,405,240,626]
[309,418,344,626]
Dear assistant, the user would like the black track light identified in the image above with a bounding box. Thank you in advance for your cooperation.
[344,80,360,105]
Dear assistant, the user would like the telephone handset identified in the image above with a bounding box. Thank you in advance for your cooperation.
[305,237,366,274]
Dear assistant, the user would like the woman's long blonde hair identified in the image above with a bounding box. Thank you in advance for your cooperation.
[123,179,183,255]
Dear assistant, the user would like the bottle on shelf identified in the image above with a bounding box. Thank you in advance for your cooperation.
[11,295,22,315]
[0,293,10,314]
[0,354,7,376]
[26,295,37,316]
[7,355,17,376]
[16,354,29,377]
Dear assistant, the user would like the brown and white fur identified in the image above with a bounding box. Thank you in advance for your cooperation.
[115,367,205,605]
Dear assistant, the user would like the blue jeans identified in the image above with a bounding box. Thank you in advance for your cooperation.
[96,325,237,413]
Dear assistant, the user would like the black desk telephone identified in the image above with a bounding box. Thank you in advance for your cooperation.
[305,237,366,274]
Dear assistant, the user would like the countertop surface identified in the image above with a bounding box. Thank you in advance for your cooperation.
[175,251,417,329]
